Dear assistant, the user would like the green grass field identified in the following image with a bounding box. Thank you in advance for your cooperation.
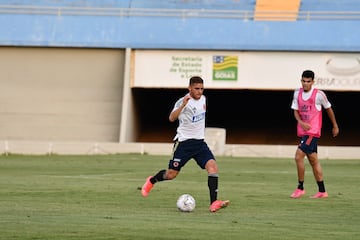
[0,154,359,240]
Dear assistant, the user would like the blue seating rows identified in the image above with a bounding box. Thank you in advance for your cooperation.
[0,0,359,51]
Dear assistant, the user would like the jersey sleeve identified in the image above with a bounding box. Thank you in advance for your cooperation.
[291,88,300,110]
[171,97,184,113]
[317,90,332,109]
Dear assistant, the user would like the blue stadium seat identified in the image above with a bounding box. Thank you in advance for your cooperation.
[300,0,360,12]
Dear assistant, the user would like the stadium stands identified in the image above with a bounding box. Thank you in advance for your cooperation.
[3,0,255,10]
[5,0,359,12]
[0,0,359,51]
[300,0,359,12]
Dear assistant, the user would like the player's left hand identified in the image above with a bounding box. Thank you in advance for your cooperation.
[332,126,339,137]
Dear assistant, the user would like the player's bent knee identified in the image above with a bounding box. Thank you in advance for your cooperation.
[205,159,218,174]
[165,170,179,180]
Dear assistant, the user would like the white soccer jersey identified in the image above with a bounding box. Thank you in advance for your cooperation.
[291,88,331,111]
[172,95,206,142]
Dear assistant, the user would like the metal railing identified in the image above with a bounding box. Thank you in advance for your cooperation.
[0,5,360,20]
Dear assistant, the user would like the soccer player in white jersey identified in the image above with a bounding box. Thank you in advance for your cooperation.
[290,70,339,199]
[141,76,229,212]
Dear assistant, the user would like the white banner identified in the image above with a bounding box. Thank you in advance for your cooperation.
[132,50,360,91]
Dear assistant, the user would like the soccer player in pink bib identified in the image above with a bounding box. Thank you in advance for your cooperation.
[290,70,339,199]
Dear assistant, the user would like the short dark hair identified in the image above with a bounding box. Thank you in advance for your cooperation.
[302,70,315,80]
[189,76,204,85]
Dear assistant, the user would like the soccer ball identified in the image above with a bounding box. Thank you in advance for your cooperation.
[176,194,196,212]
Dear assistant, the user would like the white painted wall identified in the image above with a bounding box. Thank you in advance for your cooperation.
[0,47,125,142]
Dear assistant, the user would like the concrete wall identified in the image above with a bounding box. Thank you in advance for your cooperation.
[0,47,125,142]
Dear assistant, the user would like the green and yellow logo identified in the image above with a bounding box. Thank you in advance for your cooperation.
[212,56,238,81]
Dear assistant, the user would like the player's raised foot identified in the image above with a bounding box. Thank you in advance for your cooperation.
[290,189,306,198]
[209,200,230,212]
[141,176,154,197]
[310,191,328,199]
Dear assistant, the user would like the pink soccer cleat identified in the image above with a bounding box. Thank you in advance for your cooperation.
[290,189,306,198]
[141,176,154,197]
[209,200,230,212]
[310,192,328,199]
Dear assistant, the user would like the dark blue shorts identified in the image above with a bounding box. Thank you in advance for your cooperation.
[168,139,215,171]
[298,135,318,154]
